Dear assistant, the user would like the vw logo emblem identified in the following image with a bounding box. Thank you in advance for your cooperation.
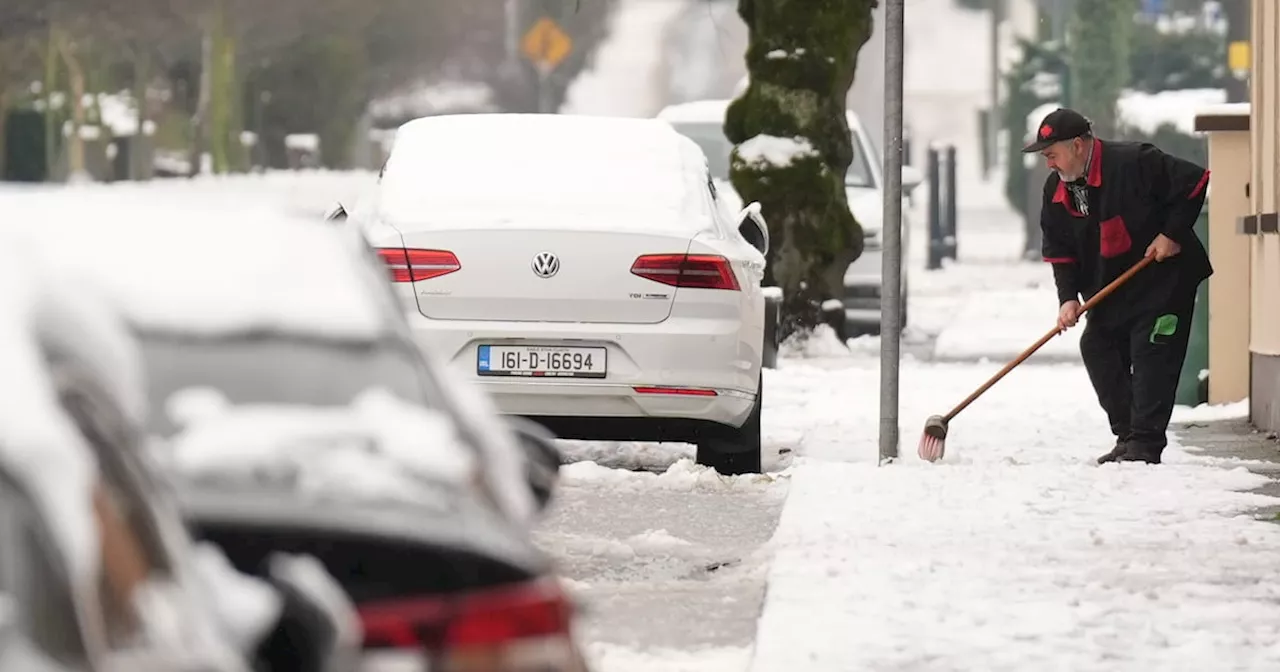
[531,251,560,279]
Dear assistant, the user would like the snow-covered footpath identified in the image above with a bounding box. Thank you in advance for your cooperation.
[752,341,1280,671]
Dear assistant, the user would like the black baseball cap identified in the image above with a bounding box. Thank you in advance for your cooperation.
[1021,108,1093,153]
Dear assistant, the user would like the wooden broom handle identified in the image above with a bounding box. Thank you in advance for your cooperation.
[942,255,1155,422]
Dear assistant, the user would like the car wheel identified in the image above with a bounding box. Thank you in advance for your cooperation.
[696,373,763,475]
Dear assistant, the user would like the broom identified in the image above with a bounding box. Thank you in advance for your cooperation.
[917,255,1154,462]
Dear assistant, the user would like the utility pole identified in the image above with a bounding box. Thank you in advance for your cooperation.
[1224,0,1250,103]
[880,0,905,465]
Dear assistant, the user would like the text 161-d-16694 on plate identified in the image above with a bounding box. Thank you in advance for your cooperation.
[476,344,607,378]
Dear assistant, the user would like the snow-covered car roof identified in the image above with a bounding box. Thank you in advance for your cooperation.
[2,198,394,340]
[376,113,714,230]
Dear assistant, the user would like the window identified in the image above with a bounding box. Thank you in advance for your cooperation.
[0,477,91,667]
[47,355,172,650]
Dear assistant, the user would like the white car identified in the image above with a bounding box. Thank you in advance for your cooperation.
[655,99,923,336]
[352,113,772,475]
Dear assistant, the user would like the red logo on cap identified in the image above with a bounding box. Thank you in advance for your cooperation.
[1040,124,1053,139]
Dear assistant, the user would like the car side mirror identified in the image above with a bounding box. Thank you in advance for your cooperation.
[323,202,348,222]
[737,201,769,256]
[504,416,562,512]
[901,165,924,196]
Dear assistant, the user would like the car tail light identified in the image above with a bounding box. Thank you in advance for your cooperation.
[377,248,461,282]
[630,254,740,290]
[357,577,586,672]
[633,386,718,396]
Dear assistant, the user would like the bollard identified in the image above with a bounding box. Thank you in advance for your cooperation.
[944,145,958,261]
[926,146,944,270]
[761,287,783,369]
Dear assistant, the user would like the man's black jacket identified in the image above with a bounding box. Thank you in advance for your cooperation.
[1040,138,1213,325]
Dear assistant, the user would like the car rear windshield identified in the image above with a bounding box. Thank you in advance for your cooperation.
[137,332,430,438]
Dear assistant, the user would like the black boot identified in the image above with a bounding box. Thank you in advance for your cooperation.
[1117,441,1162,464]
[1096,439,1129,464]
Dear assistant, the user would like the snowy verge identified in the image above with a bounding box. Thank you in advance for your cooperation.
[560,458,789,495]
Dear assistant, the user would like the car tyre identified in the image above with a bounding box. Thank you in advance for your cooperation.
[696,372,763,475]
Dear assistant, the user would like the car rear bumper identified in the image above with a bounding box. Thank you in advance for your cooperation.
[405,313,759,430]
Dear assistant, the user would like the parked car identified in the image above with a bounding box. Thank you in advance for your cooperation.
[655,99,925,336]
[0,242,361,672]
[4,204,584,666]
[166,398,589,672]
[347,113,773,474]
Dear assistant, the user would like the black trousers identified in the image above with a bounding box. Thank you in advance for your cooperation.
[1078,285,1198,455]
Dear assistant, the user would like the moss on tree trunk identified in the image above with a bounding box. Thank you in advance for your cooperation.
[725,0,878,340]
[1067,0,1134,137]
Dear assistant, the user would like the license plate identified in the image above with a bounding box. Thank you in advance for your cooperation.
[476,345,607,378]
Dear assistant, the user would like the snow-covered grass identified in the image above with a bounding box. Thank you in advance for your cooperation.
[559,0,690,117]
[158,387,479,508]
[368,79,498,120]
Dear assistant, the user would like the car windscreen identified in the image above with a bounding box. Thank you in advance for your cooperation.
[668,121,734,181]
[667,119,876,188]
[137,332,430,438]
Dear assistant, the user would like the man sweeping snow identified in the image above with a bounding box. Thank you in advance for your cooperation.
[1024,108,1212,465]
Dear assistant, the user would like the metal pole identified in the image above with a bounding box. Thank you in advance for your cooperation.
[987,0,1001,179]
[926,146,942,270]
[1224,0,1250,103]
[879,0,905,465]
[537,69,552,113]
[945,144,958,261]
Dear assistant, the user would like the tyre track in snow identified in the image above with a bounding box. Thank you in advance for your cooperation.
[532,455,788,669]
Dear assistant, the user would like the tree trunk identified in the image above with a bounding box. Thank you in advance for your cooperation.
[724,0,877,341]
[0,91,9,180]
[189,20,213,176]
[208,0,238,174]
[1067,0,1133,137]
[45,24,59,181]
[54,29,87,181]
[131,49,151,181]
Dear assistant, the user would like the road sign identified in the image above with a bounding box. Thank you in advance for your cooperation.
[1228,40,1251,78]
[521,17,573,73]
